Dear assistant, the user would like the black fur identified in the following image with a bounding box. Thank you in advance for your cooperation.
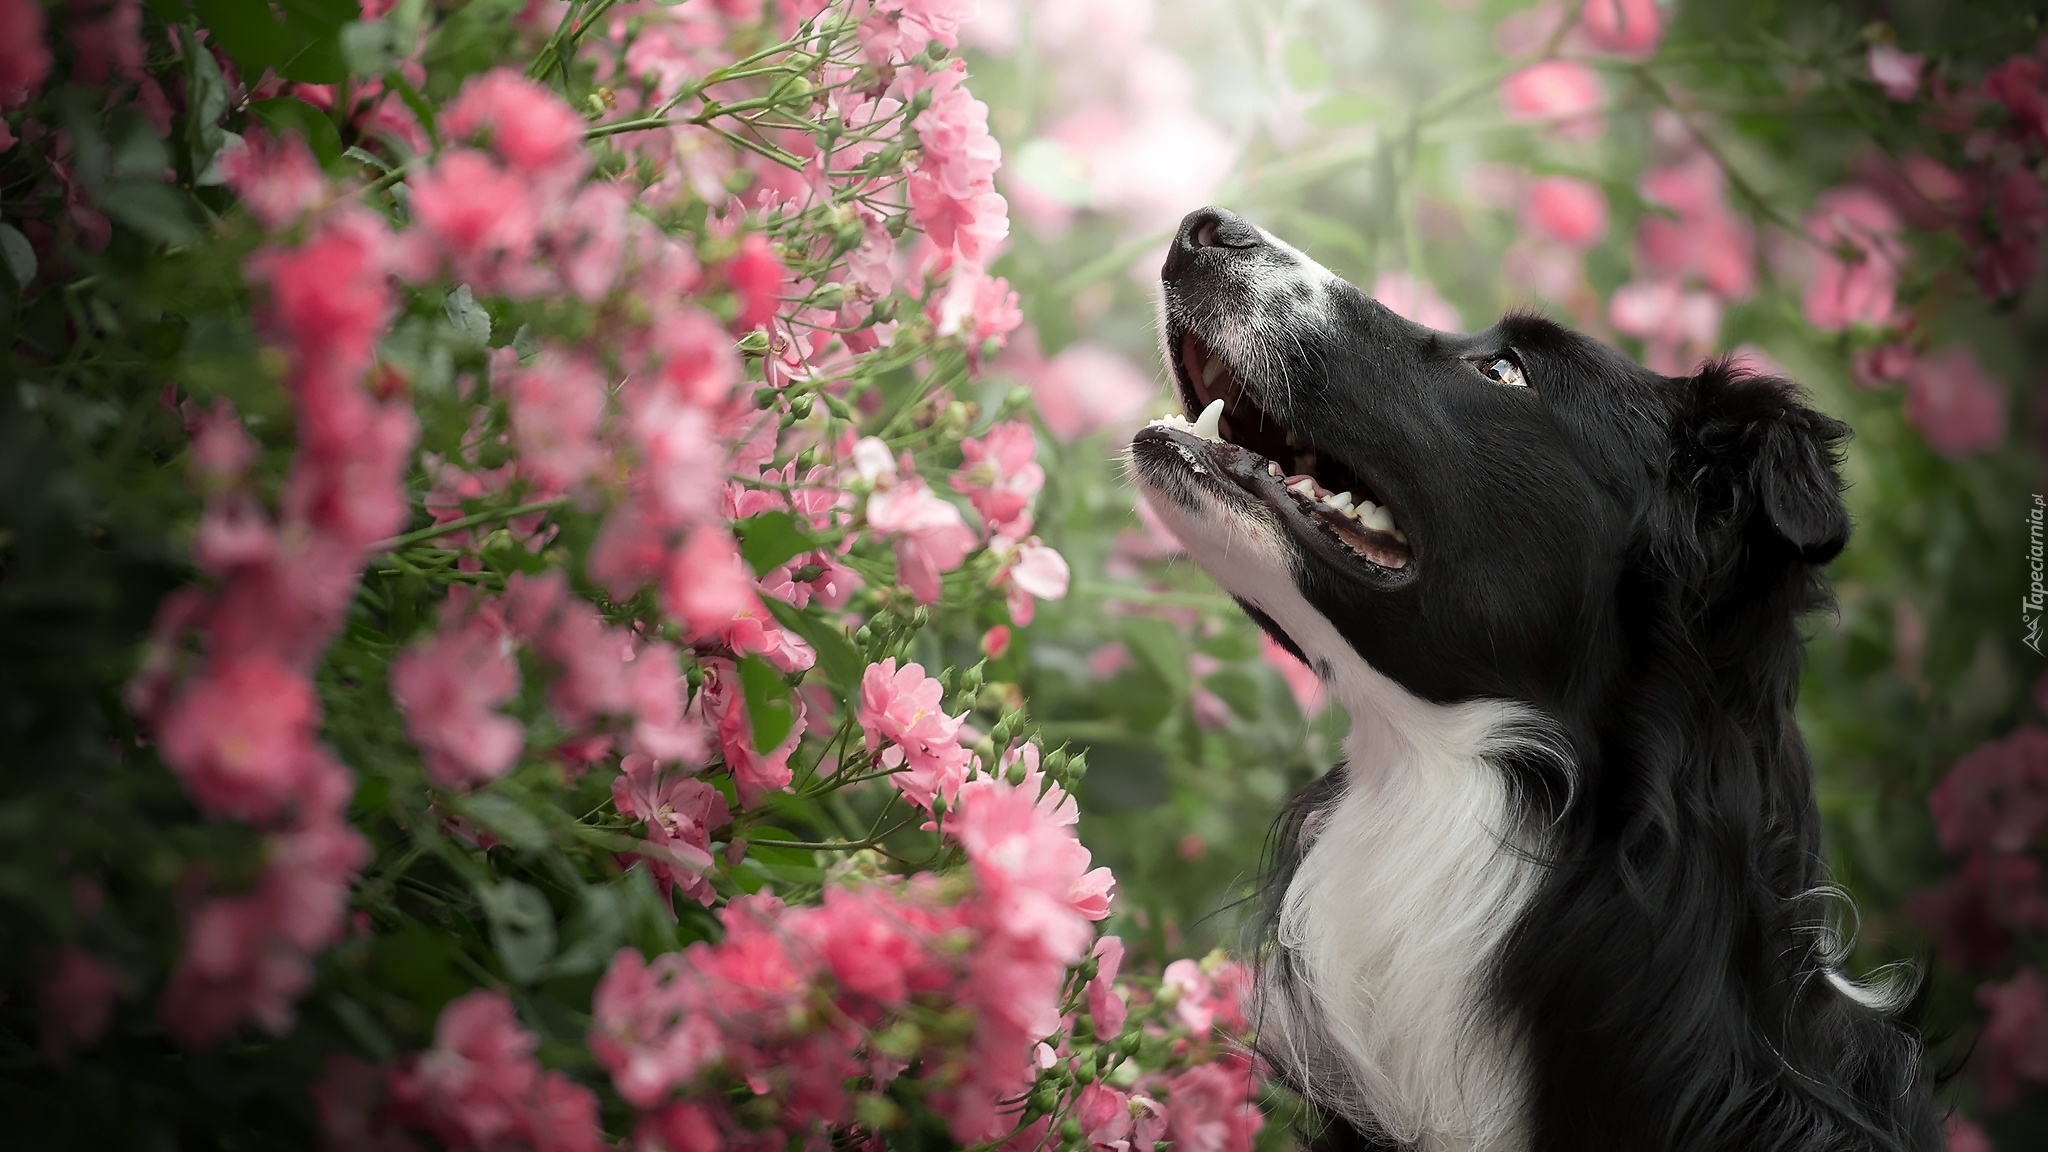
[1142,209,1942,1151]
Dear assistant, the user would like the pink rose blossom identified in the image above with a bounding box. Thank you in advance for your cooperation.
[614,754,728,905]
[931,260,1024,352]
[1521,176,1608,248]
[590,948,725,1107]
[1370,271,1462,330]
[220,132,323,230]
[508,348,607,492]
[554,182,631,302]
[390,608,525,790]
[406,149,542,293]
[664,525,763,640]
[1867,43,1925,102]
[0,0,51,109]
[1087,935,1128,1040]
[1164,1062,1263,1152]
[1977,968,2048,1108]
[981,624,1012,658]
[39,946,125,1064]
[389,990,603,1152]
[1577,0,1662,55]
[1850,343,1917,390]
[858,658,974,812]
[1801,185,1905,331]
[908,61,1010,264]
[999,539,1070,626]
[703,659,805,806]
[726,233,787,331]
[867,476,977,604]
[1498,61,1605,139]
[443,68,590,176]
[1946,1115,1993,1152]
[1904,345,2007,458]
[1608,279,1722,374]
[951,422,1044,536]
[157,656,321,822]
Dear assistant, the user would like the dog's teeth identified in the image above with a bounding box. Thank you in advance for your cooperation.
[1391,528,1407,544]
[1323,491,1355,514]
[1287,478,1316,500]
[1191,398,1225,442]
[1267,461,1284,478]
[1359,503,1395,533]
[1201,356,1227,388]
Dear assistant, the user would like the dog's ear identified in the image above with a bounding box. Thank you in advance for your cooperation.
[1677,362,1851,565]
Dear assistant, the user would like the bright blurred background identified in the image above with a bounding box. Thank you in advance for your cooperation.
[941,1,2048,1145]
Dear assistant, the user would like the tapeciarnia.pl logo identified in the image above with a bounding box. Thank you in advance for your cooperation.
[2028,495,2045,656]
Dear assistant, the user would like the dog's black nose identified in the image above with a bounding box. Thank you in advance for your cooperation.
[1164,207,1262,281]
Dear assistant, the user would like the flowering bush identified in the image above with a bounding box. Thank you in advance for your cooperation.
[0,0,1267,1147]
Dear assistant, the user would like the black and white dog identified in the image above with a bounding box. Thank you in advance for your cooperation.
[1128,208,1942,1152]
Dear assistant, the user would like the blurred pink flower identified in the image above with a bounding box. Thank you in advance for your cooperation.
[908,61,1009,265]
[390,608,525,789]
[1927,725,2047,856]
[1802,186,1905,331]
[1078,1082,1134,1149]
[1977,967,2048,1108]
[663,525,761,641]
[1521,175,1608,248]
[590,950,723,1109]
[1165,1062,1264,1152]
[726,232,787,332]
[391,990,601,1152]
[1867,43,1925,102]
[981,624,1011,658]
[507,348,606,492]
[0,0,51,111]
[931,260,1024,352]
[1090,642,1135,679]
[157,655,320,822]
[1946,1115,1993,1152]
[443,68,589,176]
[952,421,1044,536]
[1636,154,1756,300]
[1577,0,1662,55]
[1371,271,1463,330]
[220,132,323,230]
[555,182,631,303]
[1498,61,1605,139]
[39,946,125,1065]
[1608,279,1721,374]
[1903,345,2006,457]
[867,477,976,603]
[406,149,542,292]
[1261,633,1324,715]
[1027,340,1158,443]
[998,539,1070,626]
[1850,343,1916,389]
[1986,55,2048,145]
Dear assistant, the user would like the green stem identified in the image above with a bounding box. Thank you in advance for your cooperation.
[372,496,572,553]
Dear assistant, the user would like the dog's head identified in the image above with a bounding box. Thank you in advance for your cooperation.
[1129,206,1850,730]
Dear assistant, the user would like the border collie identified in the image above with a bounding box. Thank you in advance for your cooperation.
[1128,207,1942,1152]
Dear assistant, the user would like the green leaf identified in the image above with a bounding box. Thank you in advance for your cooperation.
[195,0,356,85]
[736,511,816,575]
[339,20,397,77]
[1122,617,1188,696]
[248,96,346,169]
[0,224,35,288]
[456,791,551,851]
[1283,38,1332,92]
[443,284,492,348]
[737,654,795,754]
[98,182,199,246]
[1306,92,1383,128]
[478,879,557,985]
[181,23,231,184]
[764,597,862,695]
[543,885,626,977]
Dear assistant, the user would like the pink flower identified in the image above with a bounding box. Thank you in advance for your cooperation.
[998,539,1069,626]
[508,348,607,492]
[1370,271,1462,330]
[1986,55,2048,145]
[39,946,125,1064]
[1867,43,1925,102]
[1024,340,1158,443]
[248,209,396,383]
[1521,176,1608,248]
[221,132,323,230]
[591,949,724,1108]
[0,0,52,109]
[951,778,1104,963]
[1927,726,2048,855]
[391,990,601,1151]
[157,655,321,822]
[858,658,973,812]
[1802,186,1905,331]
[1164,1063,1263,1152]
[663,525,763,641]
[1577,0,1662,55]
[555,182,631,303]
[867,477,977,604]
[1608,279,1722,374]
[1977,967,2048,1108]
[908,61,1010,264]
[703,659,805,806]
[932,260,1025,352]
[1261,632,1324,715]
[406,149,541,292]
[1635,155,1757,300]
[1850,343,1917,389]
[981,624,1011,658]
[185,397,258,482]
[1498,61,1604,138]
[1904,345,2007,458]
[951,422,1044,536]
[1078,1083,1134,1150]
[390,608,525,790]
[726,233,787,332]
[1087,935,1128,1040]
[614,754,728,905]
[443,68,590,176]
[1946,1115,1993,1152]
[624,641,711,765]
[795,886,942,1007]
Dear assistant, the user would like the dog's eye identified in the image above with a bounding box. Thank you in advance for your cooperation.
[1481,355,1526,387]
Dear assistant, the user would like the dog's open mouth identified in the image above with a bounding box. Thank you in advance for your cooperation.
[1141,331,1413,572]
